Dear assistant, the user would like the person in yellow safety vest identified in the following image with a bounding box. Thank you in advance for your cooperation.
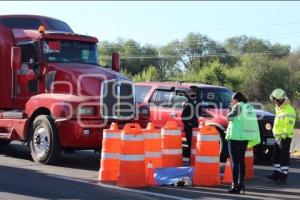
[226,92,261,194]
[266,88,297,185]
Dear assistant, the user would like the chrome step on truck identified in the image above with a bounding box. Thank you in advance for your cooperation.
[0,110,26,141]
[1,110,25,119]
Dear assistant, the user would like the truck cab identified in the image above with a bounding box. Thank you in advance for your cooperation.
[0,15,148,164]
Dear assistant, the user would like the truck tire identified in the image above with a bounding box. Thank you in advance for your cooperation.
[29,115,61,164]
[0,139,11,145]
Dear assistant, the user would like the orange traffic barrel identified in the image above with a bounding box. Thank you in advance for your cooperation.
[245,148,254,179]
[99,123,121,182]
[161,121,183,167]
[117,123,147,188]
[190,127,200,166]
[222,158,232,184]
[146,161,156,186]
[143,123,162,182]
[193,125,220,186]
[190,119,205,166]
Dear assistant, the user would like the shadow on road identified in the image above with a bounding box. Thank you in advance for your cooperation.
[0,165,160,200]
[0,143,100,171]
[0,143,32,160]
[1,143,300,200]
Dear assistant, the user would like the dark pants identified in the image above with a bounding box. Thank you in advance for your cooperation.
[183,126,193,159]
[228,140,248,186]
[272,137,292,175]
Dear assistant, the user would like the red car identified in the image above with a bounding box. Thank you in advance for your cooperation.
[135,82,275,161]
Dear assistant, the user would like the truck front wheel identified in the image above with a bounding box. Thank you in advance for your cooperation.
[30,115,61,164]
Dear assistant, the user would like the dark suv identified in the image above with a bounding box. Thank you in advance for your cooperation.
[135,82,275,161]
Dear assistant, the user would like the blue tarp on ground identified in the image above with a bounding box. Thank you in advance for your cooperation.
[154,167,194,186]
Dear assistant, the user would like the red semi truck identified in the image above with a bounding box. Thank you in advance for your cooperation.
[0,15,149,164]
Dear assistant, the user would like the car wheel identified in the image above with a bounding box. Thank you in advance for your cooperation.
[30,115,61,164]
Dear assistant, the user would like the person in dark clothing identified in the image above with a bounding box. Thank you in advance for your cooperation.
[181,86,201,164]
[226,92,260,194]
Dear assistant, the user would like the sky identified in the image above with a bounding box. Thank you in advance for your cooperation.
[1,1,300,50]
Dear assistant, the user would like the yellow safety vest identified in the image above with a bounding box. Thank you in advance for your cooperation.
[273,102,296,140]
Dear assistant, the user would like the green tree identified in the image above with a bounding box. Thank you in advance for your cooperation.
[179,32,229,71]
[270,43,291,58]
[198,60,228,86]
[99,39,160,75]
[158,41,181,80]
[224,67,243,91]
[225,35,270,55]
[133,65,160,82]
[224,35,290,58]
[240,55,292,101]
[283,52,300,72]
[99,39,123,66]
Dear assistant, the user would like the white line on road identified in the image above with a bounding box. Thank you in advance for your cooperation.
[96,182,193,200]
[160,186,300,200]
[48,174,192,200]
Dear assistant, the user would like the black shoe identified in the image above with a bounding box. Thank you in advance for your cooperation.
[228,185,240,194]
[238,184,246,194]
[266,171,281,181]
[276,174,287,185]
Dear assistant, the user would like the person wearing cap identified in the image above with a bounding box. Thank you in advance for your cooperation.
[181,86,202,165]
[226,92,261,194]
[266,89,296,185]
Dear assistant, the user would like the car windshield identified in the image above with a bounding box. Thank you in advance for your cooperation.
[42,40,99,65]
[198,87,233,109]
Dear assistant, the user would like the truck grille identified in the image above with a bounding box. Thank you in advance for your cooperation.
[100,79,135,119]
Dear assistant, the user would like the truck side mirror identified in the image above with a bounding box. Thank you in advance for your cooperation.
[11,47,21,70]
[111,52,120,72]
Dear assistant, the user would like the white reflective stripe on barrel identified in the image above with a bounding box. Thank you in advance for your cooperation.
[121,134,144,141]
[196,156,219,163]
[120,154,145,161]
[197,134,219,141]
[245,150,253,157]
[193,131,199,137]
[191,149,196,155]
[145,152,162,158]
[103,132,121,139]
[101,152,120,159]
[162,129,181,136]
[162,149,182,155]
[144,133,161,139]
[147,162,153,168]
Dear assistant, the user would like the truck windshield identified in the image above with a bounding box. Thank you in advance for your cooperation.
[199,88,233,109]
[42,40,99,65]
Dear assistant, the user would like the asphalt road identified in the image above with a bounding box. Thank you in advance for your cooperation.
[0,137,300,200]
